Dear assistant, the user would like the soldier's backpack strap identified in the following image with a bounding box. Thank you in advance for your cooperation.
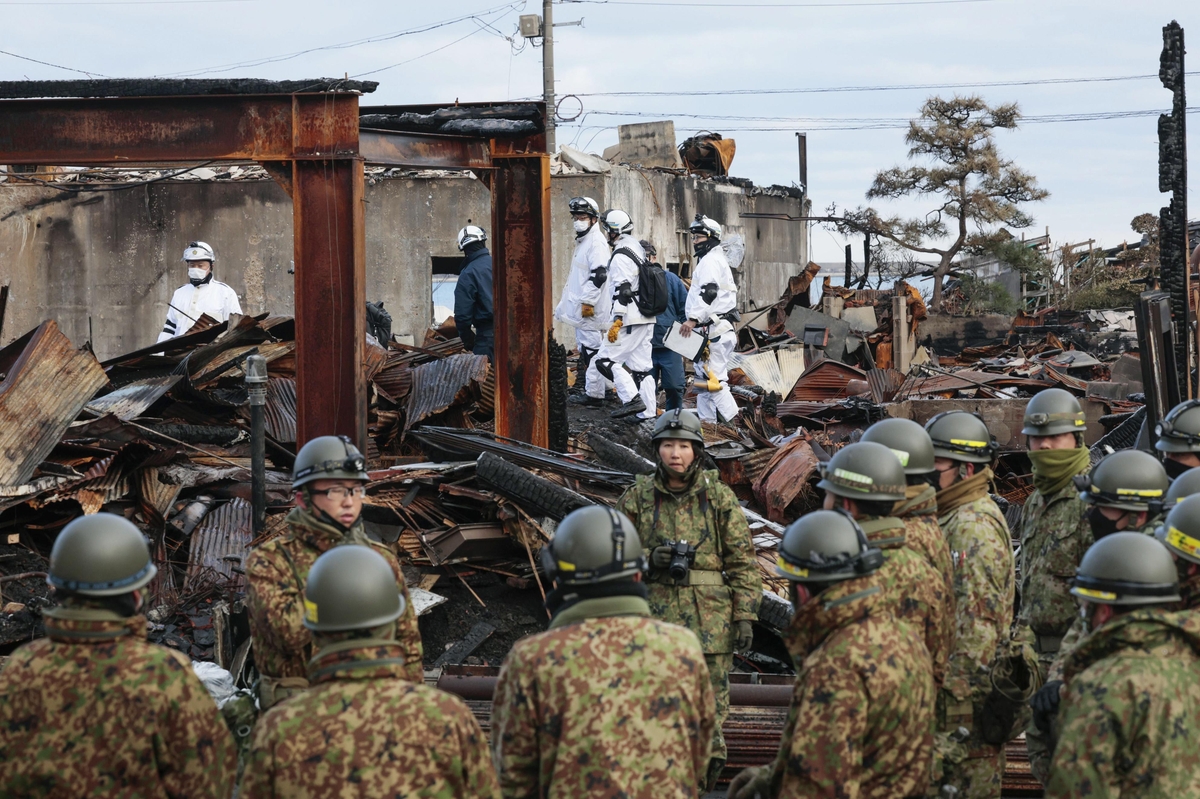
[277,543,307,595]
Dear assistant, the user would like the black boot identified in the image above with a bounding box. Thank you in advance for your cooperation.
[568,394,603,407]
[611,396,646,418]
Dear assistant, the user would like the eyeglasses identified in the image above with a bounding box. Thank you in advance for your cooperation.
[308,485,366,500]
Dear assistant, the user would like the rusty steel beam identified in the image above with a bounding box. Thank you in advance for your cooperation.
[491,152,551,448]
[359,129,492,170]
[0,93,359,164]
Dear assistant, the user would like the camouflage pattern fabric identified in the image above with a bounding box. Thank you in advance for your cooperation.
[245,507,423,686]
[937,494,1015,799]
[1173,559,1200,611]
[764,573,935,798]
[0,609,237,798]
[242,641,499,799]
[491,598,715,798]
[859,515,953,687]
[895,485,957,687]
[1046,609,1200,798]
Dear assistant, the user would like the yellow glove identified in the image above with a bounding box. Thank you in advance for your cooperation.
[607,318,623,343]
[705,367,722,392]
[581,303,595,318]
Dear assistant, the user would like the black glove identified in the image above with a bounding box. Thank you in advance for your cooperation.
[1030,679,1063,734]
[460,328,476,351]
[650,546,673,570]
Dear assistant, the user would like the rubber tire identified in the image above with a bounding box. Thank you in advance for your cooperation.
[475,451,593,521]
[587,433,654,476]
[757,589,794,637]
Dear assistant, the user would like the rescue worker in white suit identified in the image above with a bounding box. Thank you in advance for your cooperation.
[554,196,612,391]
[157,241,243,342]
[679,214,739,423]
[584,209,657,421]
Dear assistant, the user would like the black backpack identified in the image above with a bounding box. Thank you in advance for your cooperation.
[612,247,668,317]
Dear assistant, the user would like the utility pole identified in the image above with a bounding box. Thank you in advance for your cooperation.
[1159,20,1189,397]
[542,0,556,153]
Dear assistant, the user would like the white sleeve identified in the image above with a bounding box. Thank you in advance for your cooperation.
[157,303,179,342]
[225,286,243,317]
[608,252,636,317]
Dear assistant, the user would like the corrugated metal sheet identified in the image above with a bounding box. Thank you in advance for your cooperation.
[0,320,108,487]
[87,375,180,420]
[185,497,252,593]
[788,359,867,402]
[264,378,297,443]
[752,438,818,522]
[405,354,490,428]
[730,346,805,397]
[373,362,412,402]
[866,368,904,404]
[139,467,182,524]
[894,370,1003,398]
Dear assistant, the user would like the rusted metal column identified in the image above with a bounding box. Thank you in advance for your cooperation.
[491,151,551,447]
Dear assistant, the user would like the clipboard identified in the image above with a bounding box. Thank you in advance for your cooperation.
[662,322,706,360]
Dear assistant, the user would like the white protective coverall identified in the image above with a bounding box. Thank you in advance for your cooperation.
[157,279,243,342]
[585,235,656,419]
[685,243,739,422]
[553,221,612,356]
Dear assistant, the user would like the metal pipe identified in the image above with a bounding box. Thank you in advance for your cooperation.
[542,0,555,152]
[245,354,268,535]
[435,672,794,707]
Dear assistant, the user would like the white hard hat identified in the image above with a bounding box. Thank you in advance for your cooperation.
[181,241,216,263]
[600,209,633,237]
[689,214,722,241]
[457,225,487,251]
[568,196,600,217]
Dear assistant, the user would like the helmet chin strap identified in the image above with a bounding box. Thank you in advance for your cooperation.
[302,487,355,533]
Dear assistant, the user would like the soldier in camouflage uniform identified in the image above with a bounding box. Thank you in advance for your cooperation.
[1013,388,1093,785]
[616,409,760,787]
[245,435,423,708]
[1154,399,1200,479]
[819,441,953,687]
[1046,532,1200,798]
[243,545,500,798]
[1157,493,1200,610]
[923,411,1014,799]
[492,505,716,798]
[0,514,236,797]
[729,509,934,799]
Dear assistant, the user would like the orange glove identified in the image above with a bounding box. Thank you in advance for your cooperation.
[607,318,623,343]
[581,303,595,318]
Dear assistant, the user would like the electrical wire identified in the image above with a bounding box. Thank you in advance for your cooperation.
[2,162,220,193]
[0,0,254,3]
[0,47,108,77]
[557,0,997,6]
[353,8,514,78]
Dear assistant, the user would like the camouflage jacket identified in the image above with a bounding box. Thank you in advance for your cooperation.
[1017,482,1090,638]
[859,514,952,686]
[0,608,236,798]
[242,641,499,799]
[766,573,935,799]
[1046,610,1200,798]
[895,486,956,681]
[616,469,762,653]
[245,507,423,681]
[491,594,715,798]
[1174,558,1200,611]
[938,495,1015,718]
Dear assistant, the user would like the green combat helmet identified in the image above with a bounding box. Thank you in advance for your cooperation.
[817,441,907,502]
[925,410,997,464]
[1074,449,1168,512]
[47,513,157,596]
[652,408,704,444]
[1157,494,1200,566]
[540,505,646,586]
[1022,388,1087,436]
[776,509,884,583]
[293,435,369,489]
[1165,467,1200,509]
[1071,531,1180,606]
[303,546,405,632]
[1155,400,1200,453]
[862,418,936,475]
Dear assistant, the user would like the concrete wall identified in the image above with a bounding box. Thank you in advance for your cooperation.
[0,168,805,360]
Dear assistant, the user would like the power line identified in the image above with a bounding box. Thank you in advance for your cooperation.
[573,71,1200,98]
[0,0,253,4]
[0,47,107,77]
[558,0,995,6]
[353,22,493,77]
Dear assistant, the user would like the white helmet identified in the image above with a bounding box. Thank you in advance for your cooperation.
[181,241,216,263]
[568,196,600,218]
[457,225,487,251]
[600,209,633,237]
[689,214,722,241]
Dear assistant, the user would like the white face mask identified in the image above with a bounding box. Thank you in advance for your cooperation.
[188,267,209,281]
[573,219,591,234]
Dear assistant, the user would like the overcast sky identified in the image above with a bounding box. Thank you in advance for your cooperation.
[3,0,1196,265]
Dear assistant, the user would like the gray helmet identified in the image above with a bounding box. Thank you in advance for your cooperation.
[1071,531,1180,606]
[47,513,157,597]
[1158,494,1200,566]
[1155,400,1200,454]
[652,408,704,445]
[1074,449,1168,512]
[293,435,368,489]
[540,505,645,586]
[303,545,405,632]
[924,411,997,464]
[1022,388,1087,436]
[817,442,906,502]
[862,418,936,475]
[776,509,884,583]
[1165,466,1200,509]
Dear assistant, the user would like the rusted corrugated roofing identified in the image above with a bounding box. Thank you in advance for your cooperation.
[185,497,252,593]
[788,358,867,402]
[405,354,490,428]
[373,362,412,402]
[0,320,108,487]
[86,375,180,421]
[264,378,297,443]
[866,368,904,404]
